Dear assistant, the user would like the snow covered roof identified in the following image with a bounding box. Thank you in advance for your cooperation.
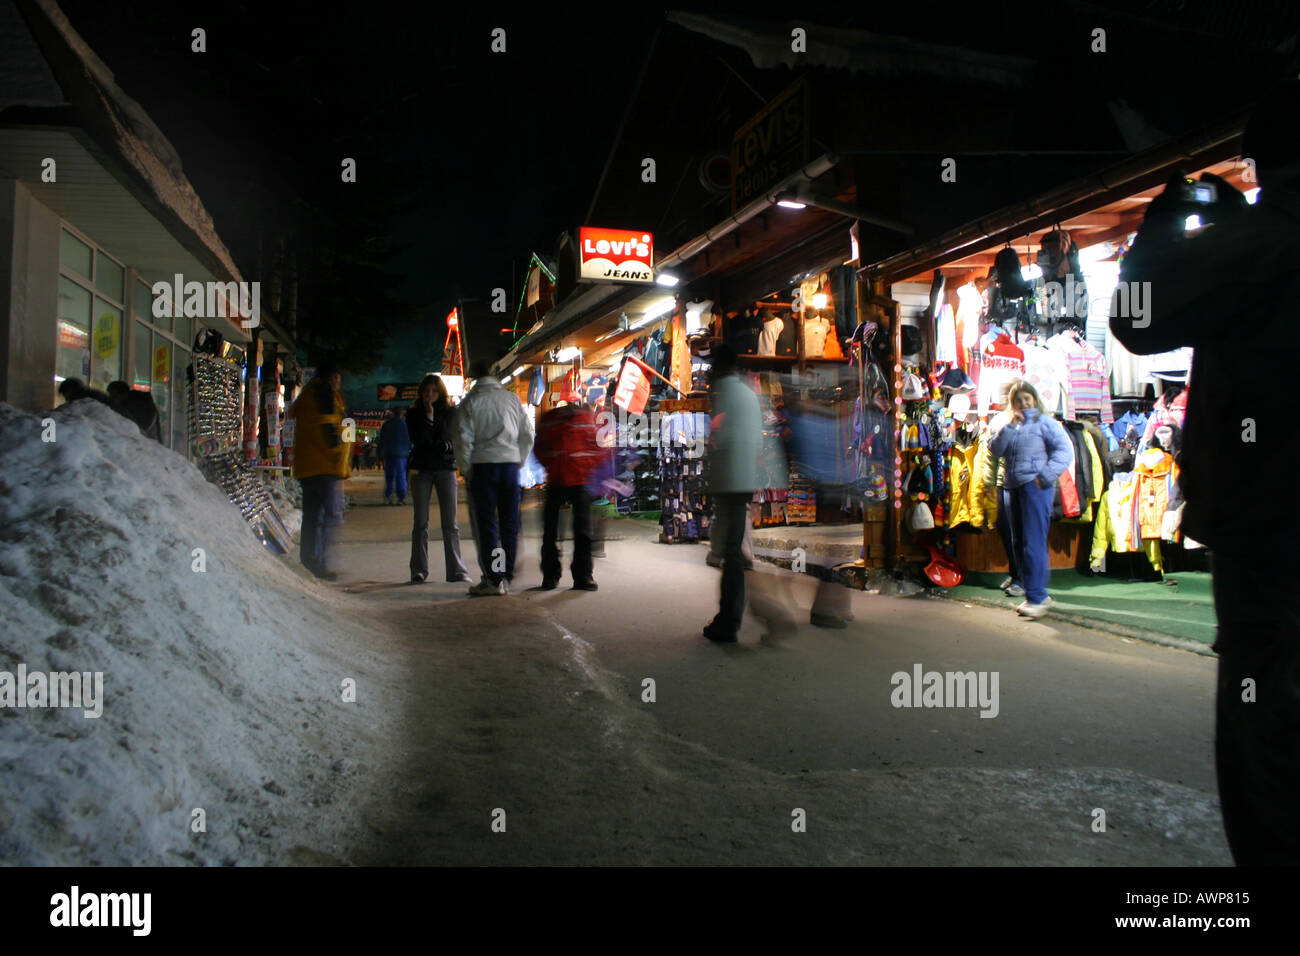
[1,1,294,347]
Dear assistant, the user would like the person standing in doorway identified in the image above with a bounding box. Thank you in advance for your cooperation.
[454,358,534,596]
[987,379,1072,619]
[288,360,350,581]
[378,409,412,505]
[406,374,471,584]
[702,344,762,642]
[534,380,602,591]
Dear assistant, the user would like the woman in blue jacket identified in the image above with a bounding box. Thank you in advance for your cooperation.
[988,380,1073,618]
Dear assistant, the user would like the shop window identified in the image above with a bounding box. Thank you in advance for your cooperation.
[94,252,124,302]
[151,334,172,445]
[60,229,92,279]
[89,299,123,392]
[171,345,189,453]
[56,276,91,399]
[133,320,152,391]
[174,310,192,351]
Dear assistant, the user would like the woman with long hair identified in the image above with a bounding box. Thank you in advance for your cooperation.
[988,379,1072,619]
[406,374,471,583]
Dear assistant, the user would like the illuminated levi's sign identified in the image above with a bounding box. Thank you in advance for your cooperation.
[579,227,654,283]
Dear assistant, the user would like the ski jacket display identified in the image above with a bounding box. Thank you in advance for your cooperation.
[406,402,457,471]
[988,407,1073,490]
[377,415,412,458]
[534,403,603,488]
[709,372,762,494]
[289,377,351,480]
[975,334,1025,413]
[1133,448,1179,541]
[454,377,534,473]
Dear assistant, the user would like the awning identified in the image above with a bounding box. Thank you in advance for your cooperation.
[861,112,1248,284]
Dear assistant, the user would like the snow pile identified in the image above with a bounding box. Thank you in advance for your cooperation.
[0,401,385,865]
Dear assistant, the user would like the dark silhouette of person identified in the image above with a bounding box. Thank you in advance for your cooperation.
[106,381,163,442]
[57,377,109,406]
[1112,81,1300,865]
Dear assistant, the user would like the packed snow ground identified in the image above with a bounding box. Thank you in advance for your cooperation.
[0,401,1230,865]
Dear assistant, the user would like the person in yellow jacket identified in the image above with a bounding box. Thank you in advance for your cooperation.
[288,360,351,580]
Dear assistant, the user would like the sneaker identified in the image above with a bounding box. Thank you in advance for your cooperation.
[1005,583,1025,598]
[468,579,504,597]
[450,573,474,584]
[539,577,559,590]
[1018,600,1052,619]
[999,576,1014,590]
[573,579,598,591]
[410,571,427,583]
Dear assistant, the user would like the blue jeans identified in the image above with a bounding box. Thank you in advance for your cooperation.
[384,456,408,500]
[1007,480,1052,604]
[469,462,521,586]
[996,486,1021,586]
[300,475,345,575]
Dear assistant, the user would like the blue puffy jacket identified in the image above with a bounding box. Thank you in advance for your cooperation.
[377,416,412,458]
[988,408,1072,489]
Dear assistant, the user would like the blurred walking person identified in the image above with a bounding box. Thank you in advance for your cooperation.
[288,361,350,581]
[702,345,763,642]
[534,381,601,591]
[406,375,471,584]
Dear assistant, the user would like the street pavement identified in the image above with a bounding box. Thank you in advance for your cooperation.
[319,472,1229,865]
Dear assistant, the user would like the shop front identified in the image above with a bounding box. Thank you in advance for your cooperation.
[859,117,1250,587]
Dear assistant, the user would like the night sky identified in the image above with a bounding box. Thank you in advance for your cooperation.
[49,0,1300,388]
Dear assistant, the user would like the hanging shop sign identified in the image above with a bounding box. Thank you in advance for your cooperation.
[377,383,421,402]
[613,355,654,416]
[526,264,542,306]
[578,227,654,283]
[731,77,811,212]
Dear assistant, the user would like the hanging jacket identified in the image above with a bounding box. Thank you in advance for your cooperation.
[1133,448,1178,540]
[288,377,351,479]
[988,407,1073,490]
[946,443,985,528]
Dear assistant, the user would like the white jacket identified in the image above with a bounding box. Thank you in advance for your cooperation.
[454,377,534,473]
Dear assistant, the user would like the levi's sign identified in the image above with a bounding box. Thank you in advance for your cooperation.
[579,227,653,283]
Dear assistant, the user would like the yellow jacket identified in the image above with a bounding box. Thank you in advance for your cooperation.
[289,378,351,479]
[947,443,991,529]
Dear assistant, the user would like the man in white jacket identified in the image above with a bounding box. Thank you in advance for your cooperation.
[454,358,535,595]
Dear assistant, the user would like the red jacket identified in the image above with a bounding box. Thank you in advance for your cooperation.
[535,404,602,488]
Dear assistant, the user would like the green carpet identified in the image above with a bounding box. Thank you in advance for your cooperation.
[943,570,1217,646]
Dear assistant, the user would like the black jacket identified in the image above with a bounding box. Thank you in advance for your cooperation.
[406,401,456,471]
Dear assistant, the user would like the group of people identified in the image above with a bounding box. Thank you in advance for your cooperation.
[289,357,603,596]
[57,377,163,442]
